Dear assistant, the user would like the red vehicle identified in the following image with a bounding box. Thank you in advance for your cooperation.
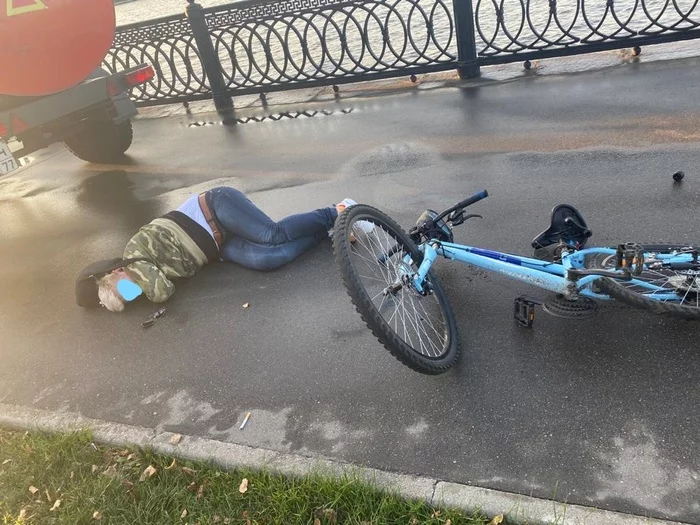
[0,0,153,173]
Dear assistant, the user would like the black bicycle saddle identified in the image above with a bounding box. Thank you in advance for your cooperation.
[531,204,592,250]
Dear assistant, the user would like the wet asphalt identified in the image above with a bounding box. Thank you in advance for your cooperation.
[2,57,700,523]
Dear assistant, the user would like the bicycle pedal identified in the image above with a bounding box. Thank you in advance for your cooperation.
[514,296,540,328]
[616,243,645,276]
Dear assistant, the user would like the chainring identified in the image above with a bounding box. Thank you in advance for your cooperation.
[542,294,599,319]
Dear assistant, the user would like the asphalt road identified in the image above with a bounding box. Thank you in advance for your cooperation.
[2,57,700,523]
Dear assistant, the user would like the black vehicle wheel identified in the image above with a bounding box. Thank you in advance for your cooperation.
[64,119,133,163]
[586,244,700,319]
[333,204,460,374]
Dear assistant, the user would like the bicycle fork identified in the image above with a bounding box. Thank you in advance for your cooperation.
[382,243,439,297]
[413,242,439,294]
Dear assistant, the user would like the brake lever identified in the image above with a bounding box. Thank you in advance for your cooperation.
[449,212,482,226]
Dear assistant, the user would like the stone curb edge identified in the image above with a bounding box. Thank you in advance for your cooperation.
[0,403,689,525]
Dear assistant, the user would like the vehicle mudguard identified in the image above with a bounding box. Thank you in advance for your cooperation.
[0,0,116,96]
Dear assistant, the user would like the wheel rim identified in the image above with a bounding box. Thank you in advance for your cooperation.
[597,253,700,309]
[343,215,452,359]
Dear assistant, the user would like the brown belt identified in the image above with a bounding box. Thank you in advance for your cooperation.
[198,192,223,250]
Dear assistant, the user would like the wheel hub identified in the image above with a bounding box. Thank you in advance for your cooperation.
[669,274,700,295]
[384,282,403,296]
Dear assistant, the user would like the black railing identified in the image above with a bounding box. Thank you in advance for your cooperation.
[475,0,700,65]
[104,0,700,109]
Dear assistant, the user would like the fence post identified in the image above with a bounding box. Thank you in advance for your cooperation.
[186,0,233,111]
[452,0,480,78]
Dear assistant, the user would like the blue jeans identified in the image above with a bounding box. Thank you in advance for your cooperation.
[208,187,338,271]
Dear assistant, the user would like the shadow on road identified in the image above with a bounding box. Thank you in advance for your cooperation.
[75,169,159,229]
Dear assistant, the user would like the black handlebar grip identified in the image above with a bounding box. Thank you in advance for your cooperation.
[456,190,489,209]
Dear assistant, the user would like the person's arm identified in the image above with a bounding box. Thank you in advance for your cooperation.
[123,227,175,303]
[125,260,175,303]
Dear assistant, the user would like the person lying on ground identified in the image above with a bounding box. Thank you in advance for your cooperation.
[75,186,365,312]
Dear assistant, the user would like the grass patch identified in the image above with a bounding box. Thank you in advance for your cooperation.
[0,427,496,524]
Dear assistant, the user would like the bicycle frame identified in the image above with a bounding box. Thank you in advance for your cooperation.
[412,241,695,302]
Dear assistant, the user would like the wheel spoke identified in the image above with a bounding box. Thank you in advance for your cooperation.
[344,213,451,360]
[590,246,700,312]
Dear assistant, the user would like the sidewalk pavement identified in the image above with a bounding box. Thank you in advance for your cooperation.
[0,403,690,525]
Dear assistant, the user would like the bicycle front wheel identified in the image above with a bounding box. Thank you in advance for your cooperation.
[586,243,700,319]
[333,204,459,374]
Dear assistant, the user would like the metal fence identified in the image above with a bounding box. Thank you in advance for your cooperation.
[104,0,700,109]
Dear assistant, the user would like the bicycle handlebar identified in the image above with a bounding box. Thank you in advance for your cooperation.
[457,190,489,209]
[435,190,489,223]
[381,190,489,263]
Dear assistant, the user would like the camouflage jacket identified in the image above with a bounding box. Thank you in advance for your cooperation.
[123,218,208,303]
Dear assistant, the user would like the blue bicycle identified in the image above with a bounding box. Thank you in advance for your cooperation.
[332,190,700,374]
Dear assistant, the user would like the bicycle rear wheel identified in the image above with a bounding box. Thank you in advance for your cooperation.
[333,204,459,374]
[586,243,700,319]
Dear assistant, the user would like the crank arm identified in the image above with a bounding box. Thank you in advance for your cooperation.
[567,268,633,281]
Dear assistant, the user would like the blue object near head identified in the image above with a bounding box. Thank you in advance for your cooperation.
[117,279,143,302]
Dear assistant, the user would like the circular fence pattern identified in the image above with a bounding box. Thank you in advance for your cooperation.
[104,16,212,104]
[475,0,700,56]
[104,0,700,106]
[208,0,455,89]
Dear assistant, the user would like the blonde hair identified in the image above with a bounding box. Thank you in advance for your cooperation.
[97,273,125,312]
